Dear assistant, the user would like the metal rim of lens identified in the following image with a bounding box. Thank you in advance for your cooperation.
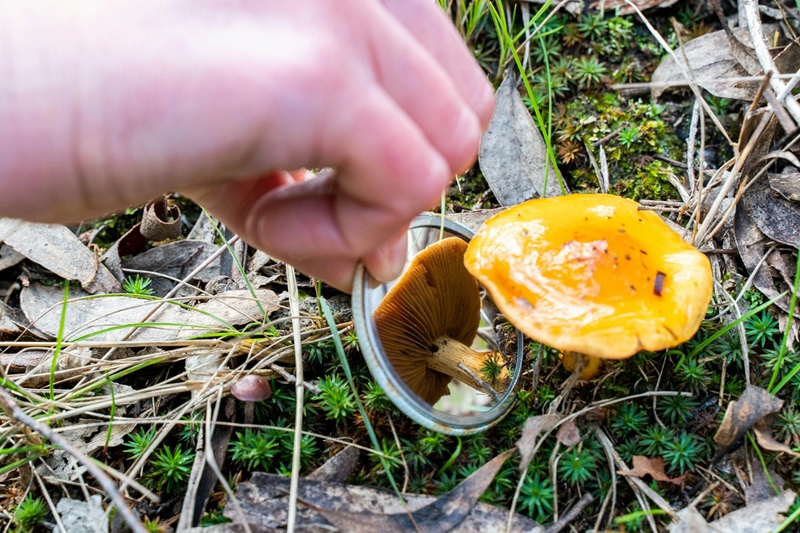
[352,214,524,435]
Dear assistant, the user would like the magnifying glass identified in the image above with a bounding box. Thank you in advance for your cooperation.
[352,215,524,435]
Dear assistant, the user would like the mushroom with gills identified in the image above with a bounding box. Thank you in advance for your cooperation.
[464,194,713,379]
[374,237,509,405]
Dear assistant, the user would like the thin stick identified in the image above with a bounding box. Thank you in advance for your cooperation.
[694,111,772,245]
[270,363,321,395]
[203,393,251,533]
[0,387,147,533]
[286,265,304,533]
[544,492,595,533]
[743,0,800,127]
[34,468,67,533]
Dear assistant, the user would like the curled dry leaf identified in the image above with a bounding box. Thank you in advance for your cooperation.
[754,419,800,458]
[619,456,684,485]
[712,385,784,463]
[515,414,560,472]
[478,74,563,207]
[140,195,182,241]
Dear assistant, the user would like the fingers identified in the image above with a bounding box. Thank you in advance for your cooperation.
[359,9,484,173]
[190,172,406,292]
[379,0,495,127]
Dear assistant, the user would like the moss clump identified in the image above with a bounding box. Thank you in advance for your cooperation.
[555,93,685,201]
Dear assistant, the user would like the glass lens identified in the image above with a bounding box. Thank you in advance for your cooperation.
[352,215,523,435]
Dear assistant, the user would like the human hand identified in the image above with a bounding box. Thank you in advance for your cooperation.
[0,0,493,291]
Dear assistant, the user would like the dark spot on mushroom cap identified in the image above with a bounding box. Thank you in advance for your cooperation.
[654,271,666,296]
[231,375,272,402]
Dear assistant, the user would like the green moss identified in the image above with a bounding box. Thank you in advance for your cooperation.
[556,93,684,201]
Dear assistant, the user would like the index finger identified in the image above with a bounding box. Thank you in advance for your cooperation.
[380,0,495,126]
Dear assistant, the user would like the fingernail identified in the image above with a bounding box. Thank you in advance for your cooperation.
[369,232,408,283]
[386,232,408,279]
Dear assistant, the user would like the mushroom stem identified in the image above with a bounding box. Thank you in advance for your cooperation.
[559,351,602,381]
[429,336,509,393]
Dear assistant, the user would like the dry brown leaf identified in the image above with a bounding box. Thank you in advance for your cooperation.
[447,209,504,235]
[0,219,121,294]
[742,177,800,248]
[56,495,107,533]
[479,74,563,207]
[668,505,709,533]
[734,203,799,317]
[619,456,684,485]
[652,28,763,100]
[121,240,223,296]
[21,283,280,342]
[306,446,360,483]
[555,419,581,447]
[2,347,95,387]
[303,450,515,533]
[223,451,538,532]
[0,244,24,271]
[669,490,797,532]
[754,419,800,458]
[711,490,795,532]
[516,414,560,472]
[713,385,784,463]
[769,169,800,202]
[0,303,21,336]
[518,0,675,16]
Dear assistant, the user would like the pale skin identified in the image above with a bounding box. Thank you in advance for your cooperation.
[0,0,494,291]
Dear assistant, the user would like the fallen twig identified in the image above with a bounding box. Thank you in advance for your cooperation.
[544,492,595,533]
[744,0,800,129]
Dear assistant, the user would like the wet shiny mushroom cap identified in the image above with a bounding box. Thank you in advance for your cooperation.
[464,194,713,359]
[231,374,272,402]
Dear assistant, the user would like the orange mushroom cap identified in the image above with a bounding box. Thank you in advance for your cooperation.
[464,194,713,359]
